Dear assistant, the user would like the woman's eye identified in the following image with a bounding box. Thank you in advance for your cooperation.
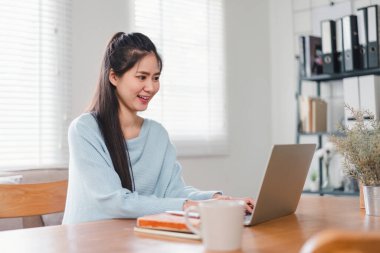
[137,76,146,80]
[153,76,160,81]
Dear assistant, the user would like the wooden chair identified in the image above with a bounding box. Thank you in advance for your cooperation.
[0,180,68,219]
[300,229,380,253]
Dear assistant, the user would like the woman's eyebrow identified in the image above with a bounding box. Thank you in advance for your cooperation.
[136,71,161,75]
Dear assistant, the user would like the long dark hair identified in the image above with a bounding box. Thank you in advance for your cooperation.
[88,32,162,191]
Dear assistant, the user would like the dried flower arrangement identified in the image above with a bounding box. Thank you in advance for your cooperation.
[330,106,380,186]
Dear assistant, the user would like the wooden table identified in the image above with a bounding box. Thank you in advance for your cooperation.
[0,195,379,253]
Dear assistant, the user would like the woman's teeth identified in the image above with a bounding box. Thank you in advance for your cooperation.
[138,95,149,100]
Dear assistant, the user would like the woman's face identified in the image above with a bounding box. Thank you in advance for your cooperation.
[109,53,160,114]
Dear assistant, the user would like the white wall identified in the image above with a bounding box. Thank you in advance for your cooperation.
[181,0,272,197]
[72,0,128,116]
[71,0,272,197]
[269,0,295,145]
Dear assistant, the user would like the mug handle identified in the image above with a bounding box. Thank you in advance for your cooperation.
[184,206,201,237]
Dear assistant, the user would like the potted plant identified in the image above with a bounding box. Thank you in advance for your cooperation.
[330,106,380,216]
[309,170,319,192]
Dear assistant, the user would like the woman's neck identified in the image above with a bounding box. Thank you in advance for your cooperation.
[118,109,143,140]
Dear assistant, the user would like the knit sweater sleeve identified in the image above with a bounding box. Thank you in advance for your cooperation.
[66,115,186,221]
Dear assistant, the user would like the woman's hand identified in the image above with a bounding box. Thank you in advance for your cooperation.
[212,194,255,214]
[182,199,199,211]
[183,194,255,214]
[232,197,255,214]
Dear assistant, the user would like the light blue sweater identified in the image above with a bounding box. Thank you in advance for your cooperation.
[62,113,219,224]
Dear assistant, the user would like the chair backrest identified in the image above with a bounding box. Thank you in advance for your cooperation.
[0,180,68,218]
[300,229,380,253]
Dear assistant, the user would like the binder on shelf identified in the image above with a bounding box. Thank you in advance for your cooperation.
[321,20,338,74]
[342,15,360,72]
[343,77,360,128]
[367,5,380,68]
[357,7,369,69]
[305,36,323,77]
[358,75,380,120]
[299,36,306,77]
[336,18,345,73]
[343,75,380,128]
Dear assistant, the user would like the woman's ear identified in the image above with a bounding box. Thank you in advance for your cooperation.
[109,69,118,87]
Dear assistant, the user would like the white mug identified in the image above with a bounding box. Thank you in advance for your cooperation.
[184,200,245,251]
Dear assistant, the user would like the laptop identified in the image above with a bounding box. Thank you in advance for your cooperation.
[244,144,316,226]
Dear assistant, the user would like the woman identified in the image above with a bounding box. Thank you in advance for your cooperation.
[63,32,253,224]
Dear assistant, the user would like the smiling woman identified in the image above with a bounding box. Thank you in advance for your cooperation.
[62,32,253,224]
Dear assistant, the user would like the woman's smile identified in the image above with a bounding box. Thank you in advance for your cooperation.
[137,95,150,104]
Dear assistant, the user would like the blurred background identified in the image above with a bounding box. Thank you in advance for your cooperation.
[1,0,375,201]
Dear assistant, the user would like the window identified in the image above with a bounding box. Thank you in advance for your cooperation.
[0,0,71,170]
[131,0,227,156]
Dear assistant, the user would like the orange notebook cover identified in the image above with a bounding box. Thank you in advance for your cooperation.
[136,213,200,233]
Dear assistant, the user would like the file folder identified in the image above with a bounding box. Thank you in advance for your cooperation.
[342,15,360,71]
[299,36,306,77]
[336,18,345,72]
[367,5,380,68]
[358,75,380,120]
[343,77,360,128]
[357,7,368,69]
[305,36,323,77]
[321,20,338,74]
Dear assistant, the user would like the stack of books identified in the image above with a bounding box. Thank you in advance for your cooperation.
[134,212,201,240]
[299,96,328,133]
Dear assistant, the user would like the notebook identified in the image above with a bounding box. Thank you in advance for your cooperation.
[244,144,316,226]
[134,212,201,240]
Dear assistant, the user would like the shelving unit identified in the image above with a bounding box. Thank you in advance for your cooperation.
[302,190,359,196]
[296,65,380,196]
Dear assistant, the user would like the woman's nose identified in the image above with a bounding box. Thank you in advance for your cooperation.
[144,79,156,92]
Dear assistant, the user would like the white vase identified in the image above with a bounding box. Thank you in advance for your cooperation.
[363,186,380,216]
[309,181,319,192]
[322,165,333,192]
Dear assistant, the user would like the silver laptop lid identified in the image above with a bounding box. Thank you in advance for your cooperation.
[246,144,316,226]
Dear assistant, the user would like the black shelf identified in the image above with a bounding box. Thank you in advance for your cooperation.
[296,62,369,197]
[303,190,359,196]
[297,131,345,137]
[301,67,380,82]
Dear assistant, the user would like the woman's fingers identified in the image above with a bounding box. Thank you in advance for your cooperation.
[224,196,255,214]
[245,197,255,208]
[243,198,254,214]
[212,195,255,214]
